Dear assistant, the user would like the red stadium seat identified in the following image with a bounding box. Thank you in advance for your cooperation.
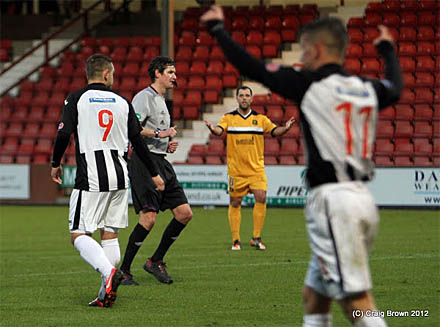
[224,62,240,77]
[189,61,207,75]
[399,57,416,72]
[413,104,433,122]
[1,137,19,154]
[40,122,57,138]
[206,61,224,76]
[232,16,248,31]
[414,88,433,104]
[347,17,363,28]
[300,15,315,26]
[264,156,278,165]
[126,47,143,62]
[189,144,207,157]
[193,46,210,61]
[400,12,417,27]
[40,65,58,78]
[401,72,416,88]
[375,155,393,166]
[110,47,127,62]
[376,121,394,138]
[28,106,44,122]
[181,17,198,31]
[231,31,246,45]
[363,28,380,42]
[394,138,413,156]
[54,78,71,93]
[175,61,190,76]
[398,42,416,57]
[122,62,139,77]
[205,75,223,93]
[20,80,35,92]
[205,156,222,165]
[279,138,298,155]
[246,30,263,46]
[10,106,28,123]
[265,16,281,30]
[183,91,202,106]
[394,155,412,166]
[222,74,238,88]
[399,88,415,103]
[345,58,361,74]
[209,46,225,61]
[284,105,299,121]
[245,45,262,59]
[15,155,32,164]
[279,155,296,165]
[346,44,362,58]
[182,105,199,120]
[348,28,363,43]
[187,76,204,90]
[207,138,225,156]
[417,26,435,42]
[413,156,432,166]
[416,56,435,72]
[264,138,280,156]
[365,2,382,12]
[399,27,417,42]
[44,106,61,123]
[266,105,284,124]
[413,121,432,138]
[144,46,159,61]
[21,122,40,139]
[178,31,196,47]
[263,30,281,47]
[400,0,418,11]
[196,31,214,46]
[395,104,414,120]
[16,91,32,107]
[364,13,382,27]
[130,36,148,48]
[187,155,204,164]
[119,77,136,91]
[361,58,380,74]
[263,45,278,58]
[248,16,265,31]
[268,93,285,105]
[413,138,432,156]
[203,90,219,104]
[48,92,66,107]
[417,42,436,57]
[34,138,52,155]
[38,77,53,92]
[382,12,399,26]
[434,121,440,137]
[0,154,14,164]
[0,106,11,121]
[173,90,184,106]
[420,0,436,11]
[415,72,434,88]
[374,138,394,156]
[394,121,414,138]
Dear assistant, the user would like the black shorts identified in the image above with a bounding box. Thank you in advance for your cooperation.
[129,152,188,214]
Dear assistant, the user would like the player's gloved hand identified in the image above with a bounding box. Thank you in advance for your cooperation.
[167,141,178,153]
[152,174,165,191]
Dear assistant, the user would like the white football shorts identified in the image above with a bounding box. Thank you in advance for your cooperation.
[68,188,129,234]
[304,181,379,300]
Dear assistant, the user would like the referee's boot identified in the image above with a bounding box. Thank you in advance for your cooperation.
[250,237,266,250]
[143,258,173,284]
[121,270,139,286]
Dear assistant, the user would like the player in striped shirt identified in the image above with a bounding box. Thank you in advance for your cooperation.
[50,54,164,307]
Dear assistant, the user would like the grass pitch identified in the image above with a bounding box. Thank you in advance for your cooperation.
[0,206,438,326]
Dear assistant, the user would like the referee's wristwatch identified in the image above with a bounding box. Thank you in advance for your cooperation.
[154,128,161,138]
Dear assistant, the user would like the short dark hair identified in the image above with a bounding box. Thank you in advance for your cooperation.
[85,54,113,80]
[298,17,348,58]
[236,85,253,96]
[148,56,175,82]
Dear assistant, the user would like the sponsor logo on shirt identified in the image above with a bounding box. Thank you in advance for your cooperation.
[89,98,116,103]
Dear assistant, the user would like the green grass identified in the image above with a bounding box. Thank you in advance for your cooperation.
[0,206,439,327]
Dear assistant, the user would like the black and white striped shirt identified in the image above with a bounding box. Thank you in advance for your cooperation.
[56,83,142,192]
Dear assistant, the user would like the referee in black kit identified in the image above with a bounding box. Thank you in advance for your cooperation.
[201,6,402,327]
[119,56,192,286]
[50,54,164,307]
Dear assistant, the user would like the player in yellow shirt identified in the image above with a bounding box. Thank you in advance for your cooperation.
[205,86,295,250]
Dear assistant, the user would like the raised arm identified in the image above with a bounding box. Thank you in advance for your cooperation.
[372,25,403,109]
[201,6,309,103]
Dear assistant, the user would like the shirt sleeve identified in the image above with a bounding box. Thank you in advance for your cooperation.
[127,102,143,140]
[217,114,228,131]
[370,41,403,110]
[263,116,277,134]
[207,20,312,104]
[132,91,150,125]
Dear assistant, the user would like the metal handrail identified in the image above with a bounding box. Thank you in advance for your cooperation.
[0,0,130,97]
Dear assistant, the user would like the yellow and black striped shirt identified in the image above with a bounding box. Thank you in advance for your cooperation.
[218,109,277,177]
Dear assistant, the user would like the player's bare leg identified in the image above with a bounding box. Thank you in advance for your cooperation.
[250,189,266,250]
[229,196,242,250]
[302,285,332,326]
[339,291,387,326]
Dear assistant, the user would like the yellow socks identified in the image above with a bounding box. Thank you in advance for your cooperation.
[253,202,266,239]
[228,205,241,241]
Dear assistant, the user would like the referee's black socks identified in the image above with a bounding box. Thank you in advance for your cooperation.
[120,223,150,272]
[151,218,186,262]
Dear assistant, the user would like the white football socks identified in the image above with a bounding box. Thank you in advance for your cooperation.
[354,316,387,327]
[101,238,121,267]
[74,235,113,279]
[303,313,332,327]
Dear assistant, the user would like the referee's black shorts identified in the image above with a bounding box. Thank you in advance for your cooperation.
[128,152,188,214]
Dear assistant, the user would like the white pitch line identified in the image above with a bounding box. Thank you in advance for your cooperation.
[2,253,438,279]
